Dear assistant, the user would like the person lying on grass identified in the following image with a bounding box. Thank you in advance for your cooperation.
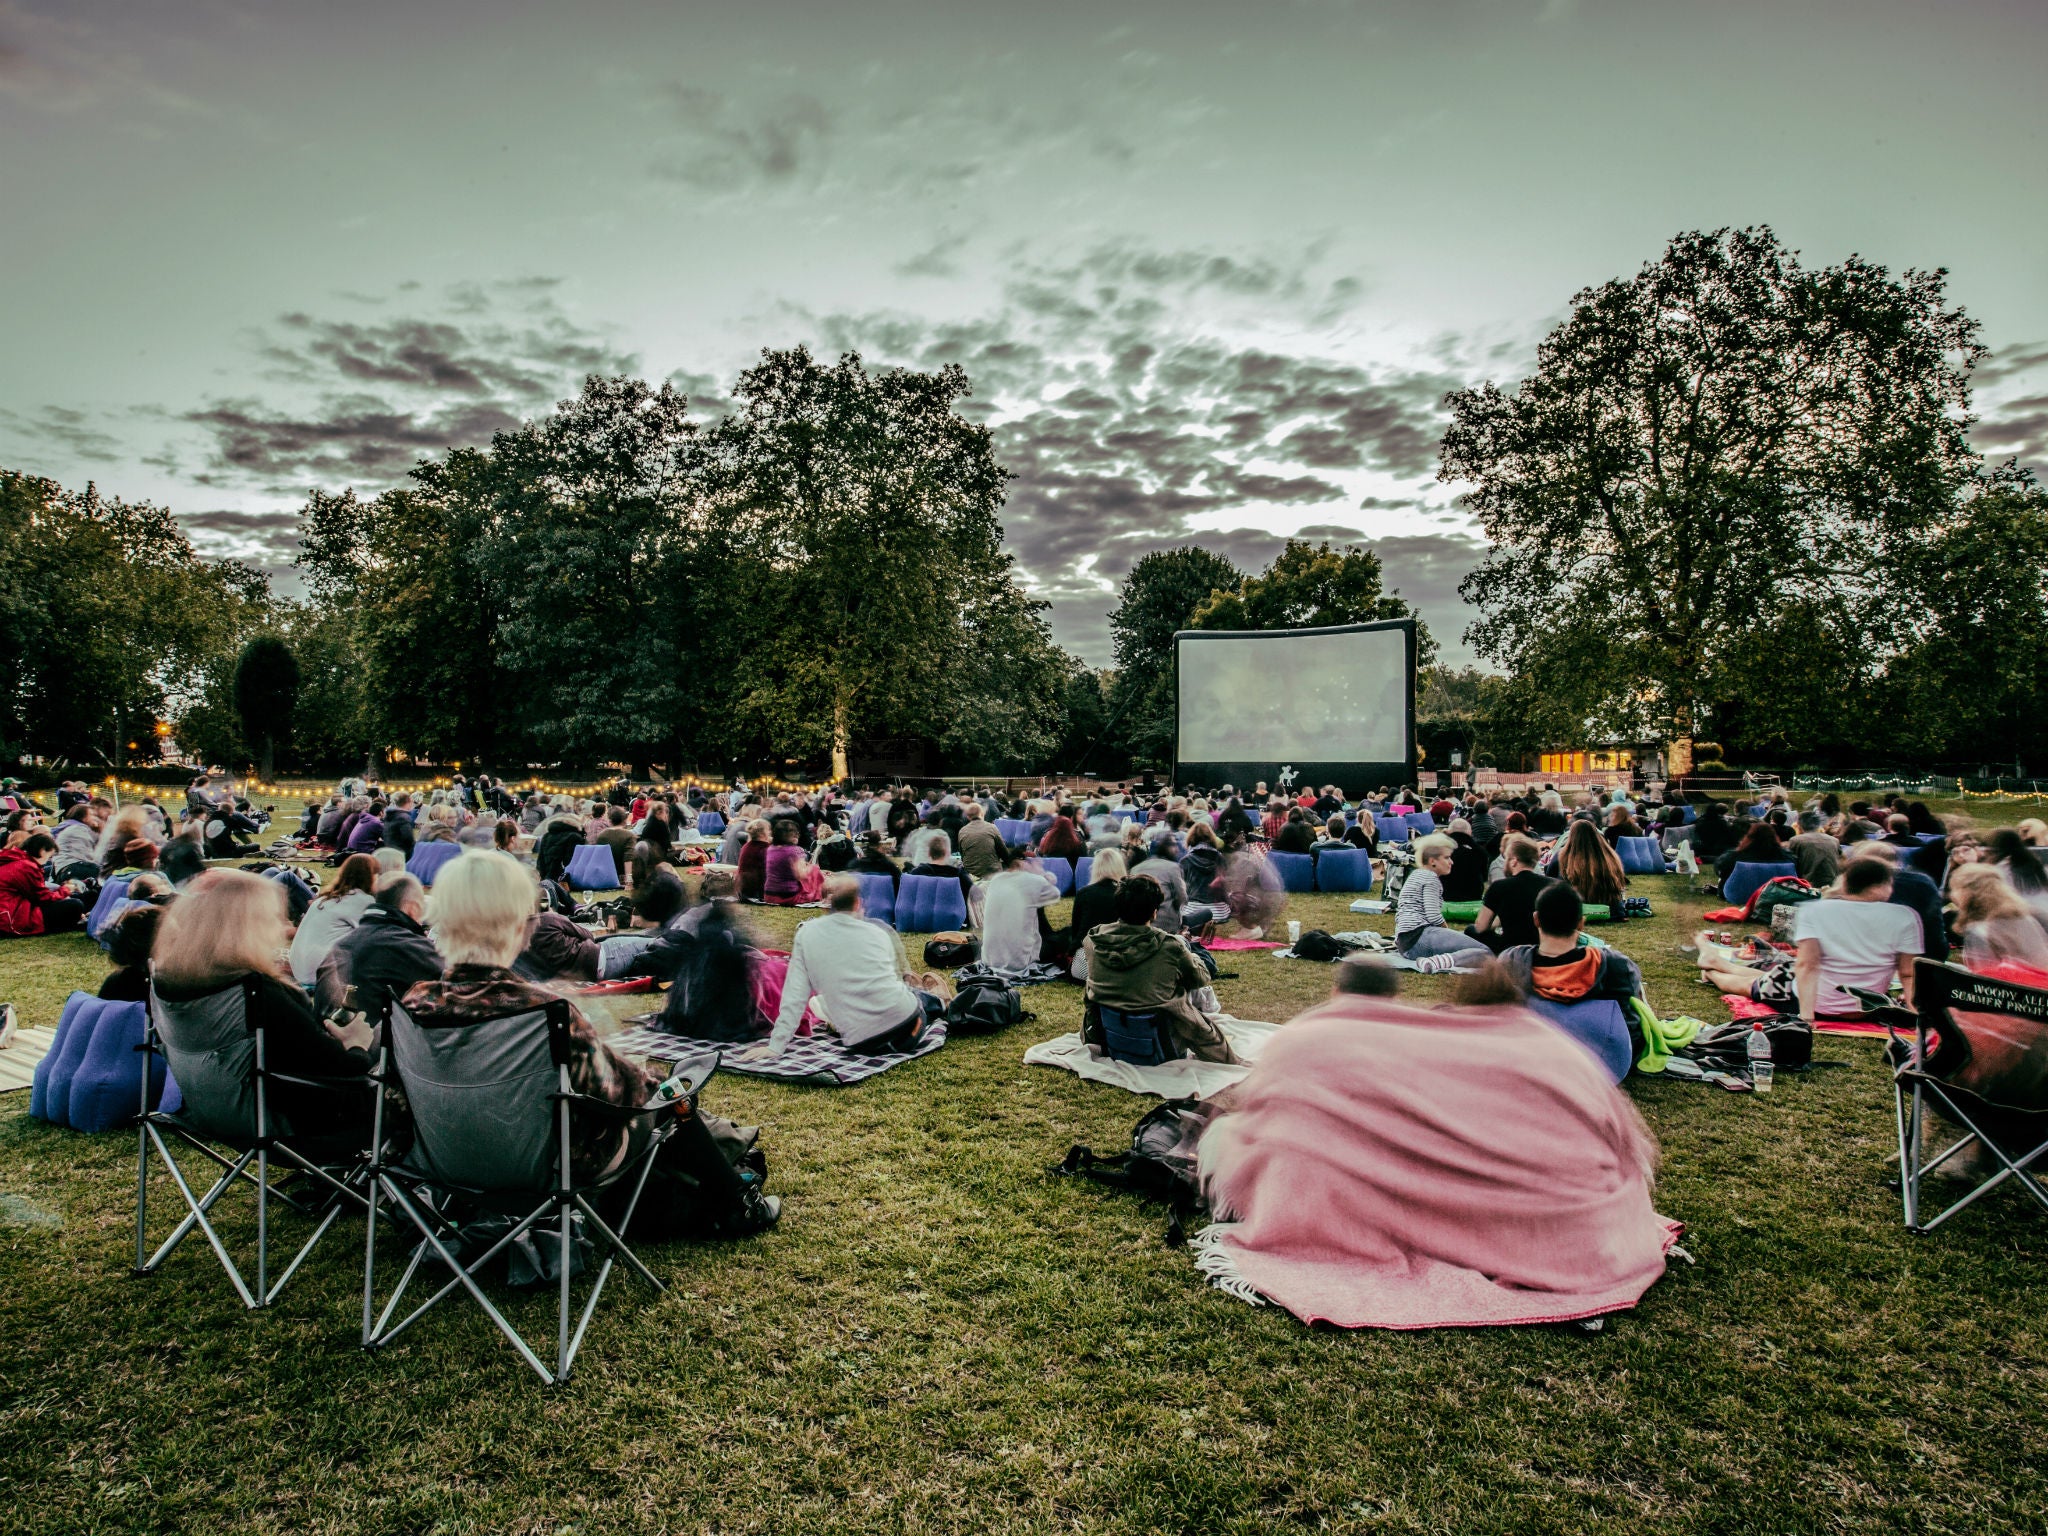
[1697,854,1918,1021]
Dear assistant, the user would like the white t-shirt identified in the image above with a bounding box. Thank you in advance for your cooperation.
[1792,898,1922,1014]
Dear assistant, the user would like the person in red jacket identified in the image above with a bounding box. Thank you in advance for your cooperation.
[0,833,87,936]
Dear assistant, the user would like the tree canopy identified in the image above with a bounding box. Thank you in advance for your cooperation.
[1445,226,1989,750]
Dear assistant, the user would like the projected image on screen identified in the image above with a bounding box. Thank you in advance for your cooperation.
[1176,626,1409,764]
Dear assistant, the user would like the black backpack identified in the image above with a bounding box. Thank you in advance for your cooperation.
[1052,1097,1223,1245]
[1291,929,1357,962]
[1683,1016,1814,1071]
[943,977,1030,1035]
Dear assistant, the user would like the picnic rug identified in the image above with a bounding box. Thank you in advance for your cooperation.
[607,1020,946,1085]
[0,1027,58,1095]
[1022,1015,1278,1099]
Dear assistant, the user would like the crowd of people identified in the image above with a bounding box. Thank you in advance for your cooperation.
[8,764,2045,1331]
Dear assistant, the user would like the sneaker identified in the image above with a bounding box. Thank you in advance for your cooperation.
[723,1191,781,1236]
[0,1003,16,1050]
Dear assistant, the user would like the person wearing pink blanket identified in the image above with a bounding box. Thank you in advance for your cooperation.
[1192,992,1681,1329]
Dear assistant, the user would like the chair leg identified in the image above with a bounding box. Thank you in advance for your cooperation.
[361,1164,381,1349]
[367,1179,555,1383]
[256,1146,270,1305]
[140,1126,260,1309]
[557,1195,574,1384]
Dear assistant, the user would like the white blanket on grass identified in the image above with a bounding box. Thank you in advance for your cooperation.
[1021,1014,1279,1100]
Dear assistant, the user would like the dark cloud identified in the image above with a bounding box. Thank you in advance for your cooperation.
[1973,340,2048,388]
[895,232,969,280]
[1974,392,2048,479]
[184,282,636,493]
[651,87,833,192]
[174,509,307,584]
[0,403,122,460]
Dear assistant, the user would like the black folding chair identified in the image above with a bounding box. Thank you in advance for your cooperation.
[361,998,699,1384]
[1855,960,2048,1234]
[134,975,372,1308]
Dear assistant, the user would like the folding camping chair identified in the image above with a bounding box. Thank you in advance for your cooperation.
[361,998,686,1384]
[1856,961,2048,1235]
[135,976,372,1308]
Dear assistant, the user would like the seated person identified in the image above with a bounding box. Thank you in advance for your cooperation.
[1441,819,1491,902]
[0,832,87,936]
[749,876,942,1059]
[1498,883,1645,1013]
[1696,855,1920,1019]
[1272,810,1317,855]
[1392,835,1492,962]
[1312,814,1371,855]
[595,807,637,882]
[1550,820,1628,921]
[1129,830,1189,934]
[761,818,825,906]
[1654,805,1693,853]
[51,802,103,883]
[956,803,1006,880]
[812,827,856,873]
[1948,863,2048,974]
[972,843,1063,971]
[1786,809,1841,887]
[849,830,905,892]
[99,902,166,1001]
[1853,841,1950,962]
[1179,821,1231,931]
[401,851,777,1231]
[1715,820,1788,891]
[1084,878,1239,1063]
[1193,966,1675,1328]
[315,873,442,1017]
[151,869,375,1138]
[1065,848,1126,979]
[906,832,974,903]
[1037,813,1087,862]
[1470,835,1553,953]
[1601,804,1647,847]
[289,853,379,987]
[734,819,772,902]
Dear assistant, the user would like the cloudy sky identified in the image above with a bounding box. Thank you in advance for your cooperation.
[4,0,2045,666]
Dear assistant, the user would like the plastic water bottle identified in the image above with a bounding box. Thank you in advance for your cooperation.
[1746,1022,1773,1093]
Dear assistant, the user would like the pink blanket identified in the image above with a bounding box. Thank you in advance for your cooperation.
[1194,996,1680,1329]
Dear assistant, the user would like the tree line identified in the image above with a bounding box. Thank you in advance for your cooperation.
[4,228,2044,783]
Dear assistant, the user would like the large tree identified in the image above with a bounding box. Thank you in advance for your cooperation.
[696,346,1028,780]
[1105,546,1245,766]
[233,634,300,779]
[1191,538,1435,665]
[1443,227,1986,750]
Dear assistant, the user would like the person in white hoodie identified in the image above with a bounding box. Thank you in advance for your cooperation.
[288,853,378,987]
[747,877,942,1059]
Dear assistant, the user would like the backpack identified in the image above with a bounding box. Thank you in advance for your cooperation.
[1682,1016,1814,1072]
[1051,1097,1223,1245]
[923,933,980,969]
[943,976,1029,1035]
[1291,929,1357,962]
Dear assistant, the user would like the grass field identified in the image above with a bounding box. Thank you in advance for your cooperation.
[2,807,2044,1533]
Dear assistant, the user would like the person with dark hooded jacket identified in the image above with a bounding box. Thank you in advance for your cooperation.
[533,817,584,883]
[315,873,442,1016]
[1083,877,1239,1063]
[1179,821,1230,928]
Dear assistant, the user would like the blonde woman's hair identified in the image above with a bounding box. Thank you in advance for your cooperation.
[2017,818,2048,847]
[429,850,534,968]
[1411,833,1456,861]
[95,804,153,866]
[152,870,291,988]
[1089,848,1128,884]
[1950,863,2032,928]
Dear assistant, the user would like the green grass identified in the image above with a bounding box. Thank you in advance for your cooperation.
[2,831,2045,1534]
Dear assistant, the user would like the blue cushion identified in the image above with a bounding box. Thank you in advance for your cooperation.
[1526,997,1633,1084]
[895,874,967,933]
[1375,816,1410,843]
[1047,858,1075,897]
[406,843,462,888]
[1722,861,1798,912]
[1680,806,1696,824]
[1099,1006,1172,1067]
[1616,836,1666,875]
[36,992,110,1127]
[1269,852,1315,893]
[86,878,132,943]
[64,1000,162,1133]
[696,812,725,836]
[1074,856,1093,891]
[564,844,620,891]
[30,991,92,1122]
[1314,848,1373,893]
[995,818,1032,846]
[1113,809,1139,823]
[856,873,896,927]
[1405,812,1437,836]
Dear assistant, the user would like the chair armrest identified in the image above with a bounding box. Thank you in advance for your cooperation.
[264,1069,379,1094]
[549,1089,685,1119]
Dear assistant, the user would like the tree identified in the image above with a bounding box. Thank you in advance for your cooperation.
[1443,227,1986,751]
[1190,539,1436,665]
[1887,485,2048,772]
[233,635,300,778]
[1106,546,1245,766]
[696,347,1023,780]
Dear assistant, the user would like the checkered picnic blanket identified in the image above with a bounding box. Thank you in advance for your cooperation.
[606,1020,946,1085]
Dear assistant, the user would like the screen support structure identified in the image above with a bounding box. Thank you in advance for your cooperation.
[1171,619,1417,796]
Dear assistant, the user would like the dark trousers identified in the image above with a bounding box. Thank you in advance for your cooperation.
[38,897,85,935]
[846,992,944,1055]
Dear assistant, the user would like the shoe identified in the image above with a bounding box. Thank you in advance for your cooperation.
[0,1003,16,1050]
[723,1191,781,1236]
